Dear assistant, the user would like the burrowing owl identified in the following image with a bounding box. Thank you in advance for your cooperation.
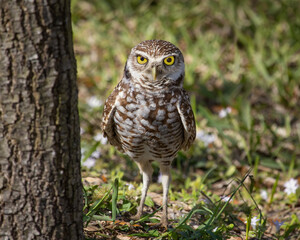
[101,40,196,227]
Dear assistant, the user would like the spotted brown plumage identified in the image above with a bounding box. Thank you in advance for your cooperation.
[101,40,196,227]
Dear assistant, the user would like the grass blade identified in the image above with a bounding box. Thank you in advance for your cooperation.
[112,178,119,222]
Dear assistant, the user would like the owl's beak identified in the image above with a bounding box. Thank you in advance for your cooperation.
[152,66,157,81]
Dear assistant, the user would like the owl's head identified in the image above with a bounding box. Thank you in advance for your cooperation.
[125,40,185,89]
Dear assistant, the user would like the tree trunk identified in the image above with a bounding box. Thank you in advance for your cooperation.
[0,1,83,239]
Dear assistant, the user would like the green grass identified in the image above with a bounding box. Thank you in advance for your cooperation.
[73,0,300,239]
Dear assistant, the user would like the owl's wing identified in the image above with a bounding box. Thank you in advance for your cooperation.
[177,90,196,151]
[101,85,123,152]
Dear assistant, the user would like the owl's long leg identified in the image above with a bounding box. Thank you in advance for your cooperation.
[160,162,171,228]
[131,160,153,220]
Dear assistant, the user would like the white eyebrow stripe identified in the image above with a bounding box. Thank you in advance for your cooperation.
[134,50,178,62]
[134,51,151,58]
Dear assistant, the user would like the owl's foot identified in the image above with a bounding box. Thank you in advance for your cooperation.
[161,215,168,229]
[130,212,142,221]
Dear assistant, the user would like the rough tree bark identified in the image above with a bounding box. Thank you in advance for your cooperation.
[0,1,83,239]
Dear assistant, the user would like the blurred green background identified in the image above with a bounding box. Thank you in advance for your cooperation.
[73,0,299,176]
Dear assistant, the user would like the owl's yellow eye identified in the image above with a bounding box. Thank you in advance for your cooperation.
[137,55,148,65]
[164,56,175,66]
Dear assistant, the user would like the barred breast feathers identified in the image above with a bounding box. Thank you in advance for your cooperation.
[102,77,195,154]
